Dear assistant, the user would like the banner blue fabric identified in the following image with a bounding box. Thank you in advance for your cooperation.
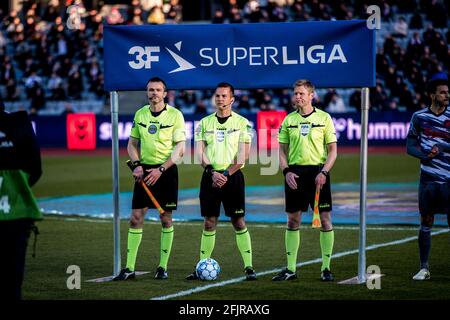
[104,21,375,91]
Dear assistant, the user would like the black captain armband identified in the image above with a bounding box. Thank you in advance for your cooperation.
[282,167,290,176]
[205,165,214,176]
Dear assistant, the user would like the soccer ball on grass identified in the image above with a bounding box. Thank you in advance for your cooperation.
[196,258,221,281]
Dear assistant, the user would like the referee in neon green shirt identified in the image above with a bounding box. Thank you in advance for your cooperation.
[186,82,256,281]
[114,77,186,281]
[272,80,338,282]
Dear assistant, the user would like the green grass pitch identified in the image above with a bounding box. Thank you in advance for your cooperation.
[22,151,449,300]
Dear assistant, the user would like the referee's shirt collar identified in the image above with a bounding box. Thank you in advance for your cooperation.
[297,107,316,118]
[149,104,167,117]
[215,112,232,124]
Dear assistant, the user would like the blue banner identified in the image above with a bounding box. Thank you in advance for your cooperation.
[104,21,375,91]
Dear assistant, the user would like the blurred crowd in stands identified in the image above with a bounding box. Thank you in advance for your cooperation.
[0,0,448,115]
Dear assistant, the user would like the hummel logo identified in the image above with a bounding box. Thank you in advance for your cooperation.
[245,250,251,254]
[162,249,168,253]
[266,119,279,129]
[325,254,330,258]
[287,252,291,256]
[201,250,205,254]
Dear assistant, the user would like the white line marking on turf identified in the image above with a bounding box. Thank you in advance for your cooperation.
[150,228,449,300]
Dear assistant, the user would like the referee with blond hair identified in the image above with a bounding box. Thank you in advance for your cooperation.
[273,79,337,282]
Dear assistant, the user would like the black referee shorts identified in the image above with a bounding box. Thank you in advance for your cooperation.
[199,169,245,218]
[285,165,332,214]
[132,164,178,212]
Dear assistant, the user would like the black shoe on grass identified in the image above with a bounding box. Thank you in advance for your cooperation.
[113,268,135,281]
[272,268,297,281]
[154,266,168,280]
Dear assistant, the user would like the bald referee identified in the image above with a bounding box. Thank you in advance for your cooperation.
[114,77,186,281]
[272,80,337,281]
[186,82,256,281]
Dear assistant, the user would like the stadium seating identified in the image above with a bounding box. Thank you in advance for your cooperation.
[0,1,448,115]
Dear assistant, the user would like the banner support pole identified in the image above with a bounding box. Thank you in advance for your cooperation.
[358,87,370,283]
[110,91,121,276]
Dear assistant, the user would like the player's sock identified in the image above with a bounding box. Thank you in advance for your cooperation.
[126,228,143,271]
[235,228,253,268]
[285,229,300,273]
[320,229,334,271]
[200,230,216,260]
[159,226,174,270]
[418,225,431,270]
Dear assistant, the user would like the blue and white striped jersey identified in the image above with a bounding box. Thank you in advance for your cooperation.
[406,107,450,183]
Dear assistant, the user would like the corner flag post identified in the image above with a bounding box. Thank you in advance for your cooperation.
[358,87,370,283]
[110,91,121,277]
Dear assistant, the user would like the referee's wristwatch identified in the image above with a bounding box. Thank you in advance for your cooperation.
[320,170,329,177]
[158,166,166,173]
[132,160,142,169]
[223,170,230,177]
[205,165,214,176]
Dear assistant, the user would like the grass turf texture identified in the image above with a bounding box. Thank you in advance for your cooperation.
[33,152,420,198]
[23,218,449,300]
[23,151,449,300]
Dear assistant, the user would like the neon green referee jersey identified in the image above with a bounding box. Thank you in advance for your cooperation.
[130,104,186,165]
[278,108,337,165]
[195,112,252,171]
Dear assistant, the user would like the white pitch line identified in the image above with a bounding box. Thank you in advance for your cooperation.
[150,228,449,300]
